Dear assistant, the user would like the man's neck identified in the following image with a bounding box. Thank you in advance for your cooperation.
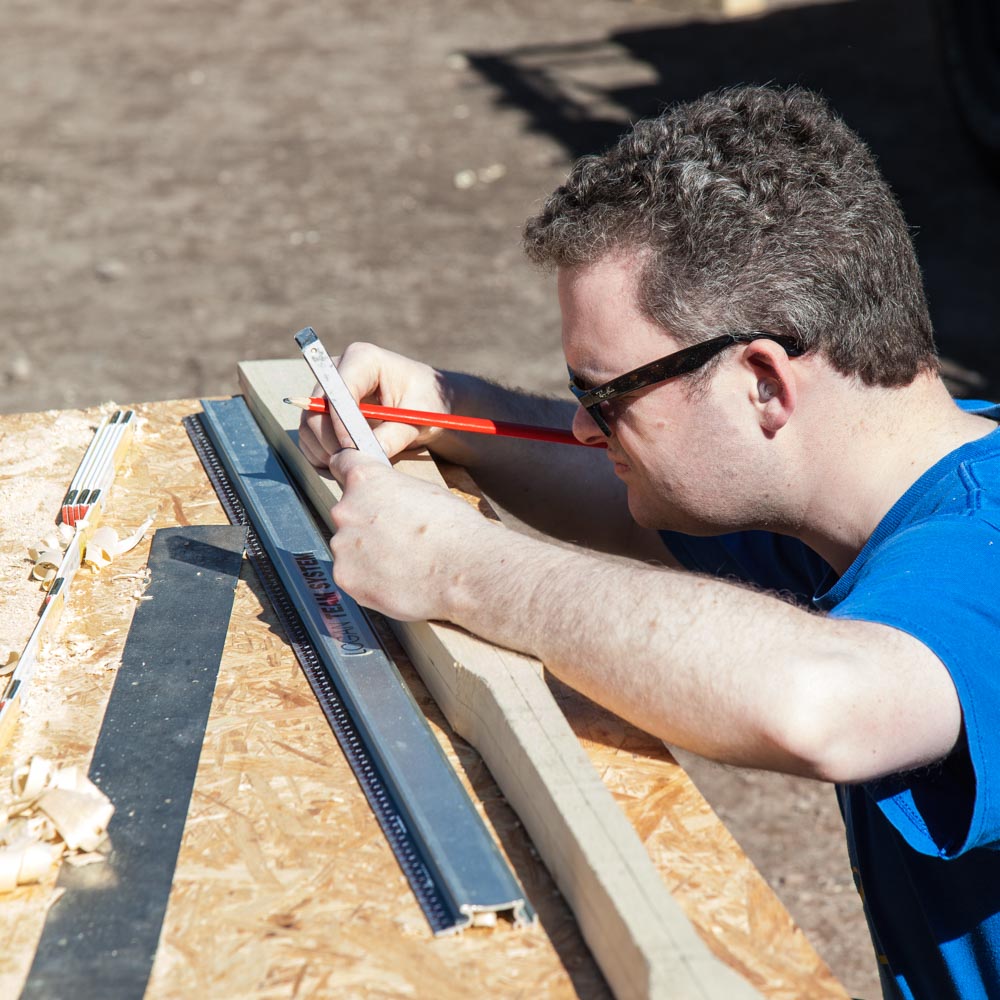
[791,375,996,575]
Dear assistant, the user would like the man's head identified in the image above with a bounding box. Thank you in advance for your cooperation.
[524,84,938,388]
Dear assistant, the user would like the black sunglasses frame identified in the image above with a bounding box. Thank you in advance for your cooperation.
[568,331,805,436]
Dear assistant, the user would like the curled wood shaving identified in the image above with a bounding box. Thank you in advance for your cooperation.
[25,515,153,584]
[27,525,74,589]
[82,515,154,570]
[34,788,113,851]
[0,650,18,677]
[0,841,62,892]
[0,755,114,891]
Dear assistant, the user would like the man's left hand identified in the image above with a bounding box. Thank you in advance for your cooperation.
[326,449,494,622]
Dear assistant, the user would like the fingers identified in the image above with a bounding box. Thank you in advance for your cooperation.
[297,418,330,469]
[335,343,386,409]
[298,390,347,467]
[297,342,450,467]
[371,418,422,457]
[303,374,362,454]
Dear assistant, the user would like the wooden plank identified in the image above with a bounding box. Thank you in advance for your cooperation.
[238,358,846,999]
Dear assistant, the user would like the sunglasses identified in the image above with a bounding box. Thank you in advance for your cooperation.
[567,331,805,436]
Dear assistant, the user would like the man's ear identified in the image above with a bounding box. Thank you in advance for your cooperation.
[740,340,797,436]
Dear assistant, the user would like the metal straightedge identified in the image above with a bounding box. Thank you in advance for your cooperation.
[188,396,533,934]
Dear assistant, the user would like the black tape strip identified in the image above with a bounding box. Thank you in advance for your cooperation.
[21,524,245,1000]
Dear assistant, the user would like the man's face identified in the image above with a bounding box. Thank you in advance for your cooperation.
[559,254,761,533]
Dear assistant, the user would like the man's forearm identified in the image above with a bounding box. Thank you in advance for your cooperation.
[325,450,961,783]
[438,523,961,783]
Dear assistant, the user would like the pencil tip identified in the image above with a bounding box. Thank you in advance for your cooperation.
[282,397,292,404]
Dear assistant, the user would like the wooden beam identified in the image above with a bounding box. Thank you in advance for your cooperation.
[238,358,763,999]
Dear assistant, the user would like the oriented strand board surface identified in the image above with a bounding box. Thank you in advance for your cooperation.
[0,400,846,999]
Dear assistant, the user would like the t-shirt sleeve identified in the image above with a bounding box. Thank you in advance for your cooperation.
[827,515,1000,858]
[659,529,831,603]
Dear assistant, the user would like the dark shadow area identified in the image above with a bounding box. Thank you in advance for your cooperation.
[468,0,1000,398]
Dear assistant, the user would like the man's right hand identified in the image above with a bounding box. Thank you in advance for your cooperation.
[296,340,662,560]
[298,341,452,468]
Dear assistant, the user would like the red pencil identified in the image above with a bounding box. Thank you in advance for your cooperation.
[284,396,605,448]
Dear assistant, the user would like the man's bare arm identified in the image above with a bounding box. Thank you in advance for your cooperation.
[327,450,962,784]
[433,370,671,559]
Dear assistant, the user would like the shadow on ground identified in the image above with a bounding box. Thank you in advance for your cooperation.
[467,0,1000,396]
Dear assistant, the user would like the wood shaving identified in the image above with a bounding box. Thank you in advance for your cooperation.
[24,513,150,583]
[63,850,107,868]
[4,514,153,682]
[0,755,114,891]
[27,525,74,589]
[82,514,154,570]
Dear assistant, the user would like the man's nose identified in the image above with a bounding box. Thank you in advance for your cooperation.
[571,404,608,445]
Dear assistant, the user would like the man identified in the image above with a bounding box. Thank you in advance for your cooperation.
[299,85,1000,999]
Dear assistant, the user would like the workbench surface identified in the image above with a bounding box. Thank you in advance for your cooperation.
[0,399,846,999]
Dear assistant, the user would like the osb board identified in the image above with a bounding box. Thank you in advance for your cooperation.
[0,400,846,999]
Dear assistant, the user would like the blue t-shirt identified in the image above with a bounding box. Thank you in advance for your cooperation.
[662,400,1000,1000]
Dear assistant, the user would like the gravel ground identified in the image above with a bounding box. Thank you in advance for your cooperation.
[3,1,998,996]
